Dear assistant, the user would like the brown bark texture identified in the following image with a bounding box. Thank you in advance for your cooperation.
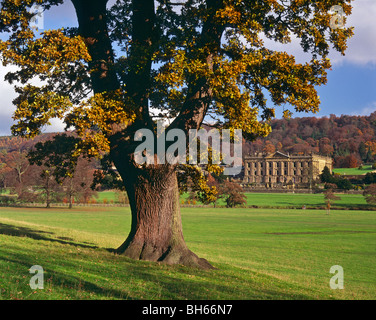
[113,150,214,269]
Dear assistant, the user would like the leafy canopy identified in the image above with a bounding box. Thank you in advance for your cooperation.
[0,0,353,156]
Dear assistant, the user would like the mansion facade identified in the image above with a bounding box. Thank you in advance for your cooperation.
[243,152,332,189]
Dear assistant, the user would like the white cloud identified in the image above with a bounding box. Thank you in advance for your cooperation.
[262,0,376,67]
[330,0,376,66]
[351,101,376,116]
[0,64,65,136]
[0,65,17,136]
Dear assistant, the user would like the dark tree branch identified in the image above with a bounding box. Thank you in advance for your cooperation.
[169,0,225,133]
[125,0,158,126]
[71,0,119,94]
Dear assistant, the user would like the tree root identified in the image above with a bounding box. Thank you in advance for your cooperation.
[116,242,215,270]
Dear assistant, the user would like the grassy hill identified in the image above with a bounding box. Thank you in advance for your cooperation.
[1,206,375,300]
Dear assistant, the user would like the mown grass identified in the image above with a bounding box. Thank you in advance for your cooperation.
[243,192,368,209]
[0,205,375,300]
[182,191,369,210]
[2,188,370,210]
[332,165,374,175]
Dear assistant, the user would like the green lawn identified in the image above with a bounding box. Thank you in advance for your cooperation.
[244,192,368,209]
[333,165,374,175]
[2,188,370,210]
[183,191,368,210]
[0,206,375,300]
[95,190,119,203]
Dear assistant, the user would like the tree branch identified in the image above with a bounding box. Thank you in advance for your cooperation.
[169,0,225,133]
[125,0,158,126]
[71,0,119,94]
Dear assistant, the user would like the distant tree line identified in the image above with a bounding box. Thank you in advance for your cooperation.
[0,133,97,207]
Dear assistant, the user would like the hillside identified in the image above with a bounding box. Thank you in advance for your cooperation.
[0,133,56,152]
[244,113,376,168]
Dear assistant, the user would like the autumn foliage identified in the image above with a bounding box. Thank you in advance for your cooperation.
[244,113,376,167]
[0,0,354,267]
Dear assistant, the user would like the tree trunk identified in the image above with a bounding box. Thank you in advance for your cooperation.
[46,186,50,208]
[116,165,214,269]
[45,174,51,208]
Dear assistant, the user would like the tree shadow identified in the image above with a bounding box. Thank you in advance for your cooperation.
[0,222,317,300]
[115,263,315,300]
[3,254,136,300]
[0,223,98,249]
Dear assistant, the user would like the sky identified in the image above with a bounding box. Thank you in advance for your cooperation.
[0,0,375,136]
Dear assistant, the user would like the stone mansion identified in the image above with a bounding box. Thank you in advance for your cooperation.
[243,151,333,189]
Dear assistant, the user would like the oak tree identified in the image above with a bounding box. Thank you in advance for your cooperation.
[0,0,353,268]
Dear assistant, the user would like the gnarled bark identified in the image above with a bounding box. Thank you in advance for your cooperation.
[115,163,214,269]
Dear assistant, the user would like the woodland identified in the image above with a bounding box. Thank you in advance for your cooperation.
[243,112,376,168]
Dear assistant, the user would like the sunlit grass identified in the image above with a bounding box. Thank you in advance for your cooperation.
[0,206,375,300]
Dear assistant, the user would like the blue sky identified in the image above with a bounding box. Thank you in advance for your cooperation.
[317,63,376,117]
[0,0,375,135]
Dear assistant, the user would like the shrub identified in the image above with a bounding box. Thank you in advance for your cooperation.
[115,191,129,204]
[221,181,247,208]
[0,195,17,205]
[334,178,353,190]
[364,172,376,184]
[363,184,376,205]
[324,183,337,190]
[320,166,333,183]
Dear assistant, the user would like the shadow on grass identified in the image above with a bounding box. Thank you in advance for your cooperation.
[3,249,314,300]
[3,254,135,300]
[0,225,315,300]
[100,254,315,300]
[0,223,98,249]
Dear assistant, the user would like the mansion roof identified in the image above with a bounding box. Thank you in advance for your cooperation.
[244,151,332,161]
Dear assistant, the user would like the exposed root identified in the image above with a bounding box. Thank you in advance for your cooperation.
[116,242,215,270]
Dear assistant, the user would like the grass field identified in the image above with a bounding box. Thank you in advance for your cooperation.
[95,190,369,209]
[332,165,374,175]
[243,192,368,209]
[164,191,369,210]
[0,205,375,300]
[2,188,371,210]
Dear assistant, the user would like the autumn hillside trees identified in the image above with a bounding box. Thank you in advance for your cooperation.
[0,134,97,206]
[245,114,376,168]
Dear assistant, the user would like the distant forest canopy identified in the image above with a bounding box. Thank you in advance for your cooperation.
[2,112,376,169]
[244,112,376,168]
[0,132,56,152]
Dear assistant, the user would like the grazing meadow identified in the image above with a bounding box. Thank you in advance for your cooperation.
[0,194,375,300]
